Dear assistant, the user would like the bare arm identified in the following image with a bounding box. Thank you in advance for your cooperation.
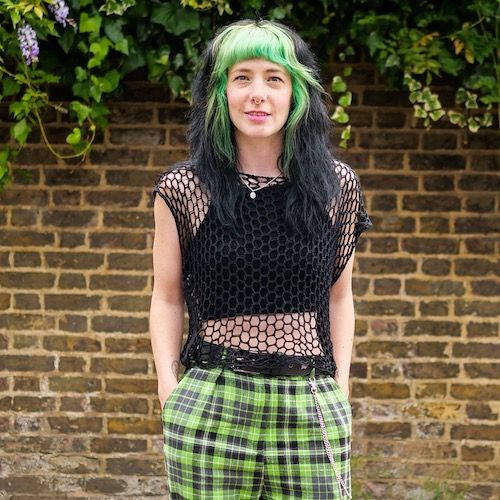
[150,194,185,407]
[329,251,356,399]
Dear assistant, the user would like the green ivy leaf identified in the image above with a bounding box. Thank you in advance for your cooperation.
[341,125,351,140]
[114,38,129,55]
[413,104,427,118]
[0,148,10,166]
[338,92,352,107]
[385,53,400,68]
[342,67,352,77]
[89,85,102,102]
[99,0,136,16]
[66,127,82,145]
[2,77,21,97]
[448,110,466,127]
[366,31,386,57]
[11,118,31,143]
[9,101,28,120]
[104,19,126,43]
[80,13,102,34]
[89,70,121,96]
[88,39,112,69]
[331,106,349,123]
[339,125,351,149]
[168,75,184,97]
[69,102,92,125]
[478,112,493,127]
[467,117,480,133]
[75,67,87,82]
[456,88,468,104]
[57,29,75,54]
[270,5,292,20]
[331,76,346,93]
[465,94,478,109]
[121,45,147,75]
[409,90,422,104]
[151,4,200,36]
[429,109,445,121]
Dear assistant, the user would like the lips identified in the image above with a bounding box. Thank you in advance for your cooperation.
[245,111,270,116]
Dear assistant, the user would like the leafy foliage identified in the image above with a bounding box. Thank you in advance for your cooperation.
[0,0,498,191]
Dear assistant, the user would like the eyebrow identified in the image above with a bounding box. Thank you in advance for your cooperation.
[229,67,286,75]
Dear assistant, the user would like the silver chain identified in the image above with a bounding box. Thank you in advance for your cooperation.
[239,173,281,199]
[308,377,352,499]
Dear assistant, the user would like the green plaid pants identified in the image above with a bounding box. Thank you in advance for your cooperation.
[162,364,352,499]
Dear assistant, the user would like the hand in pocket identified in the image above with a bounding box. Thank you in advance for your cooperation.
[159,381,179,410]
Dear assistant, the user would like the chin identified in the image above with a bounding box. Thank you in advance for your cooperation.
[240,129,280,139]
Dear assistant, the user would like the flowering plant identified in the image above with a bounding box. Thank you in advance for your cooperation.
[0,0,498,192]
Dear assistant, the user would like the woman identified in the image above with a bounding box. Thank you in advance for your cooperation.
[150,18,372,499]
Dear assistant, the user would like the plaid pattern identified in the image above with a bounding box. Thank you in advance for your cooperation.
[162,365,352,499]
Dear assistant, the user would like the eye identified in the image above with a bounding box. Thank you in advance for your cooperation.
[234,75,248,81]
[269,76,284,83]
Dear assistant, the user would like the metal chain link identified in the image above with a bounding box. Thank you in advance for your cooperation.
[308,377,352,499]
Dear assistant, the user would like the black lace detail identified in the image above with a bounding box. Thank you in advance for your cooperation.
[151,160,373,378]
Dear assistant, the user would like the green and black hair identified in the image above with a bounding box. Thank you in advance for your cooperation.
[188,18,341,236]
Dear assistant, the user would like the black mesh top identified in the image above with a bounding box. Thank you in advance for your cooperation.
[151,159,373,378]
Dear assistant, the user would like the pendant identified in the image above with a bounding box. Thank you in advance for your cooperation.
[249,192,256,199]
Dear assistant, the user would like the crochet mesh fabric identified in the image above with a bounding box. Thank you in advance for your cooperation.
[151,160,373,378]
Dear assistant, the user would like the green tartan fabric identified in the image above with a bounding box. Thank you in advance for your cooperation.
[162,365,352,499]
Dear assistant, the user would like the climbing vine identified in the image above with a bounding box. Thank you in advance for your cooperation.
[0,0,498,192]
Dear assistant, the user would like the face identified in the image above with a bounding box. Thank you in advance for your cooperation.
[226,58,293,144]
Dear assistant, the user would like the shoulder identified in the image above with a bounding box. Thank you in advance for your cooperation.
[153,160,205,199]
[154,160,197,189]
[331,158,359,189]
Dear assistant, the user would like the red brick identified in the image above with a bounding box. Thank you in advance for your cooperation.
[364,422,412,438]
[90,357,148,375]
[85,477,127,494]
[49,376,101,393]
[450,384,499,401]
[48,417,102,433]
[43,334,101,352]
[352,382,410,399]
[90,437,147,453]
[0,355,54,371]
[462,445,494,461]
[105,378,156,394]
[107,417,161,435]
[106,457,164,475]
[451,424,499,441]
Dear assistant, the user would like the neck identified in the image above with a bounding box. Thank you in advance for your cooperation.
[234,131,284,177]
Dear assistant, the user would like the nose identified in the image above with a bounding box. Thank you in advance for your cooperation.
[248,78,267,103]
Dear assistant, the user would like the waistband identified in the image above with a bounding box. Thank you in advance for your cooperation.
[197,338,332,378]
[230,363,330,377]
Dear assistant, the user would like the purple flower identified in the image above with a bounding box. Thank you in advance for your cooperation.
[17,23,39,65]
[48,0,73,27]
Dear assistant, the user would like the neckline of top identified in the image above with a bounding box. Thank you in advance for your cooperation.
[237,171,287,180]
[238,172,287,186]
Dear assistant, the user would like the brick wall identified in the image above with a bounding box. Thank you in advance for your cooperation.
[0,61,498,498]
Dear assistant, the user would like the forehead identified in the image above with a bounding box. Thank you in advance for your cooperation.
[228,58,288,73]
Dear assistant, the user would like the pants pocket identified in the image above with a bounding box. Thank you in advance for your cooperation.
[161,369,190,417]
[162,365,225,427]
[314,377,352,497]
[315,377,352,444]
[326,376,351,409]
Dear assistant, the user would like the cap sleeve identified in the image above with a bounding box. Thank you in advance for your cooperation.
[152,169,181,219]
[151,166,191,249]
[330,169,373,287]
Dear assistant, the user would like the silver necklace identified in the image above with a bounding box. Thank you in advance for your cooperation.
[238,172,282,199]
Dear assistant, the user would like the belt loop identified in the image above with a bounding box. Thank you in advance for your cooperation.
[308,366,317,392]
